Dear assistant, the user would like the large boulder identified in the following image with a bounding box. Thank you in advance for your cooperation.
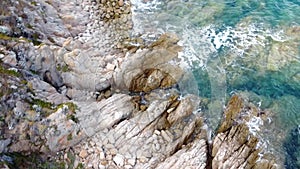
[212,95,278,169]
[114,33,184,92]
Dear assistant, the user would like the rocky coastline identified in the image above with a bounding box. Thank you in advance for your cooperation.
[0,0,281,168]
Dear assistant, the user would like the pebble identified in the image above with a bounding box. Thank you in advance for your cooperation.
[124,165,133,169]
[127,158,136,166]
[106,154,113,160]
[118,0,124,7]
[106,143,114,149]
[99,164,106,169]
[100,160,108,165]
[113,154,125,166]
[100,151,106,160]
[110,148,118,155]
[139,156,148,163]
[108,134,115,144]
[88,148,94,154]
[90,141,96,146]
[79,149,89,158]
[154,130,160,135]
[161,130,172,142]
[106,63,116,71]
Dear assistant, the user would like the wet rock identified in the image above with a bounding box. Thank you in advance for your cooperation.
[129,68,176,92]
[212,95,278,169]
[114,33,183,92]
[217,95,243,133]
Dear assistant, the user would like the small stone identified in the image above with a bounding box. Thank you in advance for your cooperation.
[92,160,99,169]
[106,143,114,149]
[113,154,125,166]
[100,152,106,160]
[90,141,96,146]
[118,0,124,6]
[127,158,136,166]
[140,105,147,111]
[106,154,113,160]
[79,149,88,158]
[124,165,133,169]
[110,148,118,155]
[95,78,111,92]
[99,164,106,169]
[100,160,108,165]
[104,90,112,98]
[64,153,68,160]
[139,156,148,163]
[106,63,115,71]
[155,144,160,151]
[161,130,172,142]
[154,130,160,135]
[88,148,94,154]
[167,107,175,113]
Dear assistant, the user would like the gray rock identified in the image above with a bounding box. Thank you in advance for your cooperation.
[0,139,11,153]
[212,95,278,169]
[114,33,183,92]
[95,78,111,92]
[156,139,207,169]
[34,45,64,89]
[45,105,86,152]
[76,94,134,137]
[28,78,69,105]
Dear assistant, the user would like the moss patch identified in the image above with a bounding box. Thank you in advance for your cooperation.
[1,152,66,169]
[31,99,53,109]
[56,102,78,112]
[56,64,70,72]
[0,65,21,77]
[0,33,12,41]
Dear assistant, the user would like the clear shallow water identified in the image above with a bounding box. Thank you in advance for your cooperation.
[131,0,300,167]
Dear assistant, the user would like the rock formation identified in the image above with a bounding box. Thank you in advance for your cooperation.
[0,0,281,168]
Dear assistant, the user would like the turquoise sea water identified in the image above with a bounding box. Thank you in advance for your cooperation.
[131,0,299,167]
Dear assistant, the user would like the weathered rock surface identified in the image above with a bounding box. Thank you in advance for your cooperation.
[72,89,206,168]
[0,0,281,168]
[212,95,278,169]
[114,33,184,92]
[76,94,135,137]
[156,138,207,169]
[28,78,69,105]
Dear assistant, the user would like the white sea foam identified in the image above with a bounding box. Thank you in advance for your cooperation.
[246,116,264,136]
[130,0,287,70]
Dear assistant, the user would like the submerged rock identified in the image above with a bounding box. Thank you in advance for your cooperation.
[284,126,300,169]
